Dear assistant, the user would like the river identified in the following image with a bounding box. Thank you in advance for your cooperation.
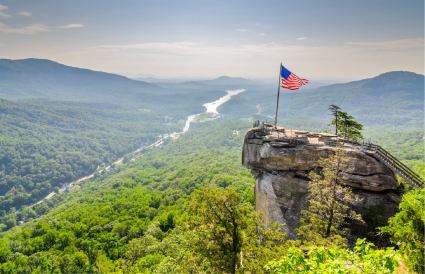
[33,89,246,206]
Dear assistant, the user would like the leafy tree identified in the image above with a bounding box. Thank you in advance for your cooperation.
[381,188,425,273]
[297,148,362,245]
[265,238,398,274]
[0,238,11,263]
[186,188,286,273]
[95,251,115,273]
[60,251,91,273]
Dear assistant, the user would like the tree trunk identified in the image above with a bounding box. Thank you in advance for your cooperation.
[231,219,239,274]
[325,207,334,237]
[335,114,338,135]
[326,153,340,238]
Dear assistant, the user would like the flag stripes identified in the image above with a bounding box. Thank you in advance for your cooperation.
[281,72,308,90]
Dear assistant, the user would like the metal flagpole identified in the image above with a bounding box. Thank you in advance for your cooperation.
[274,62,282,126]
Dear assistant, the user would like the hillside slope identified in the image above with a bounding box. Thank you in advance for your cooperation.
[0,119,418,273]
[0,99,175,220]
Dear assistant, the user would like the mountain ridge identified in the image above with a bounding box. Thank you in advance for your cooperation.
[316,71,424,95]
[0,58,152,84]
[0,58,160,105]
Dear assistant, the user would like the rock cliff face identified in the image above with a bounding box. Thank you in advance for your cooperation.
[242,123,401,243]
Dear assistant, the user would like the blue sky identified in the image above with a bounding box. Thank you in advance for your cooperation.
[0,0,423,80]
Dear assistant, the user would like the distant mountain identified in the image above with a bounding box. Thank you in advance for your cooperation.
[314,71,423,98]
[0,58,159,105]
[222,71,424,128]
[299,71,424,121]
[201,76,253,86]
[159,76,254,89]
[0,59,252,115]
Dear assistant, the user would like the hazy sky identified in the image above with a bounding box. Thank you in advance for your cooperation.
[0,0,423,80]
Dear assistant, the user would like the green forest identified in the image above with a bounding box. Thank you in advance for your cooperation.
[0,119,423,273]
[0,99,182,227]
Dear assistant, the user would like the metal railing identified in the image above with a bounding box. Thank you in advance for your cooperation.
[361,142,424,188]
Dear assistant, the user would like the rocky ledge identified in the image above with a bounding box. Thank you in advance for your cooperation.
[242,123,401,243]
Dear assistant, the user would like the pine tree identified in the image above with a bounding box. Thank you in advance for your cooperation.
[297,148,363,246]
[338,111,363,141]
[329,105,363,141]
[329,104,341,135]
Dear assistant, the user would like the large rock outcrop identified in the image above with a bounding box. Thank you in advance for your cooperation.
[242,123,401,243]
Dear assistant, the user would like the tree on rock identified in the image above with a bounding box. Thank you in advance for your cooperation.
[329,104,341,135]
[329,105,363,141]
[338,112,363,141]
[297,148,363,246]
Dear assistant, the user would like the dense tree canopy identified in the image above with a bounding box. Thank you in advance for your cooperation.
[0,118,422,273]
[381,188,425,273]
[0,99,179,229]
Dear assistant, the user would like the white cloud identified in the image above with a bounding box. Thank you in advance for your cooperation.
[58,23,84,29]
[235,28,248,32]
[257,32,266,36]
[296,37,308,41]
[0,22,50,34]
[0,22,85,35]
[0,4,11,18]
[18,10,31,17]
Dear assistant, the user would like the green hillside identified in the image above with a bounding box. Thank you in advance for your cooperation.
[0,119,256,272]
[1,119,420,273]
[0,99,180,222]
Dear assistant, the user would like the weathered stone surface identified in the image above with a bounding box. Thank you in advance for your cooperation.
[243,124,401,243]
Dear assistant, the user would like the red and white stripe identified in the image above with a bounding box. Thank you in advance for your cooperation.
[281,74,309,90]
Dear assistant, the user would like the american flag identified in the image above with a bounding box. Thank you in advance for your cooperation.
[280,64,308,90]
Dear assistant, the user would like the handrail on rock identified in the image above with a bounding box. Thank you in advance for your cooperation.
[360,142,423,188]
[333,139,422,188]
